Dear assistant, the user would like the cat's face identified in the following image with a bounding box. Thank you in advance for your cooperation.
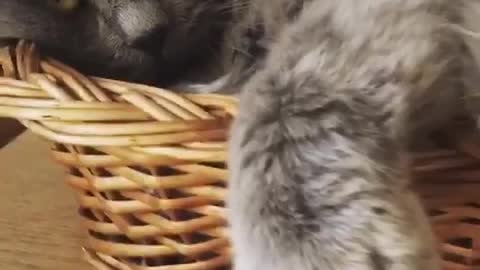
[0,0,231,85]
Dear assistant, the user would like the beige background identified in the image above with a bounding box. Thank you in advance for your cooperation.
[0,131,89,270]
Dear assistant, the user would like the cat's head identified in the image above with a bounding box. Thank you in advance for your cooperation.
[0,0,232,85]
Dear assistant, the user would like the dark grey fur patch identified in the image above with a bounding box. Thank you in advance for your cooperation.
[372,207,388,215]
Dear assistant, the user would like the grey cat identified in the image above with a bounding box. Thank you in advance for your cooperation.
[222,0,480,270]
[0,0,230,85]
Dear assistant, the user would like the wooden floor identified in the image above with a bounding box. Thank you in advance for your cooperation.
[0,131,90,270]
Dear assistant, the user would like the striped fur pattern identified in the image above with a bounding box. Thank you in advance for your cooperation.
[224,1,480,269]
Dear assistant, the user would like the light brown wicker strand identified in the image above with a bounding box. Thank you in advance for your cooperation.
[24,43,128,251]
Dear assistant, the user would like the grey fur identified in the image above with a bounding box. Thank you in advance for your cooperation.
[3,1,480,269]
[0,0,231,85]
[224,0,480,269]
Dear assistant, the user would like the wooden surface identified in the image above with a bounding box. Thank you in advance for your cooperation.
[0,131,90,270]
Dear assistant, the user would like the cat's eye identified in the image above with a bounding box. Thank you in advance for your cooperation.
[51,0,80,12]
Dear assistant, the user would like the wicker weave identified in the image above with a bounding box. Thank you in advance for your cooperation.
[0,41,479,270]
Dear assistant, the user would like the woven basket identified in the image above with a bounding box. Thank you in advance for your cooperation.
[0,41,479,270]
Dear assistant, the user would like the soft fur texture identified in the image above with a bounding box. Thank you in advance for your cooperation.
[3,1,480,269]
[0,0,230,85]
[223,0,480,269]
